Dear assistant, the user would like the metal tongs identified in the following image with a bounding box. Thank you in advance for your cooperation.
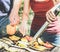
[33,21,49,40]
[30,21,49,43]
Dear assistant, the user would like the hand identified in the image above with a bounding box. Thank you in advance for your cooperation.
[46,21,58,33]
[46,10,57,23]
[46,16,60,34]
[19,20,28,36]
[24,35,33,42]
[9,13,20,26]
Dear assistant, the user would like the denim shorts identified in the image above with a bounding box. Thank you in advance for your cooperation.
[0,16,10,37]
[30,29,60,47]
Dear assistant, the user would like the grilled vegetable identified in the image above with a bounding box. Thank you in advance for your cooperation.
[43,42,54,48]
[38,38,45,45]
[6,24,16,35]
[9,35,20,41]
[24,36,33,42]
[21,37,28,42]
[2,37,13,44]
[33,41,39,46]
[17,41,28,48]
[34,45,47,51]
[8,47,20,52]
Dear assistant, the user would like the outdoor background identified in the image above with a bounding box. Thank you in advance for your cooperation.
[18,0,34,35]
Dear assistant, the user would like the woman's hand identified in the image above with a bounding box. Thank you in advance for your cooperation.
[46,16,60,34]
[46,10,58,33]
[9,0,22,26]
[46,21,58,33]
[19,20,28,36]
[9,13,20,26]
[46,10,57,23]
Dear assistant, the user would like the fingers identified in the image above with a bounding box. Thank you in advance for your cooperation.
[46,27,57,33]
[19,26,27,36]
[19,23,28,36]
[19,28,26,36]
[47,22,57,27]
[9,17,20,26]
[46,10,57,23]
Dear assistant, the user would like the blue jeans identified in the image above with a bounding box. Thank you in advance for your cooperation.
[0,16,10,38]
[30,30,60,47]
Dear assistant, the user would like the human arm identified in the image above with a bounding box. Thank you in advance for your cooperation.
[46,0,60,23]
[19,0,31,36]
[46,0,60,33]
[9,0,22,25]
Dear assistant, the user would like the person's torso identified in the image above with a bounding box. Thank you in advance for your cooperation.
[30,0,57,33]
[0,0,13,17]
[30,0,54,13]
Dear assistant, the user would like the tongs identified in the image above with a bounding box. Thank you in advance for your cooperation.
[30,21,49,43]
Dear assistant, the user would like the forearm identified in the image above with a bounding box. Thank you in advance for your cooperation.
[22,9,30,22]
[22,0,30,22]
[10,0,22,14]
[9,0,22,25]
